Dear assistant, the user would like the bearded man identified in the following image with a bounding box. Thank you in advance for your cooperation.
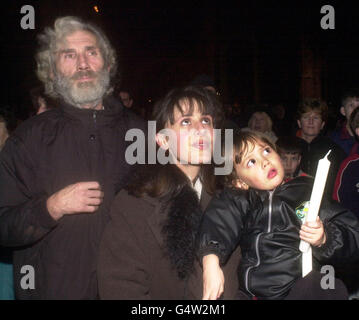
[0,16,144,299]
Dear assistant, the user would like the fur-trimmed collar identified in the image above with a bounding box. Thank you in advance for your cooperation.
[161,183,203,280]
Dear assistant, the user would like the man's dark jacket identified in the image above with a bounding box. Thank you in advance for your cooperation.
[0,95,145,299]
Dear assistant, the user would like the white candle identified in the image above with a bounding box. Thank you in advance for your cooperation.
[300,150,331,276]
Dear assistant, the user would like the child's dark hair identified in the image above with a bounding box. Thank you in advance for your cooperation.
[276,136,304,156]
[220,130,277,189]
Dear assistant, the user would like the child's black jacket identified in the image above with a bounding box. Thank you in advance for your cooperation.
[198,176,359,299]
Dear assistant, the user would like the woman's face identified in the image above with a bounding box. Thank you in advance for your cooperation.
[158,99,214,167]
[297,111,324,139]
[250,112,268,132]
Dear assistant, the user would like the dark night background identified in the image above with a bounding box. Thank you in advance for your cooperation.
[2,0,359,124]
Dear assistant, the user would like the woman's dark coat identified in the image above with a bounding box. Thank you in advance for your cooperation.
[98,187,241,300]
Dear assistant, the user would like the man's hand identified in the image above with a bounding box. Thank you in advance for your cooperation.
[46,182,104,220]
[202,254,224,300]
[300,216,326,247]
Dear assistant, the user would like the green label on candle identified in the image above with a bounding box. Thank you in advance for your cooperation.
[295,201,310,224]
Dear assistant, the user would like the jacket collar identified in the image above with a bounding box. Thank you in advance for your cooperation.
[57,94,125,125]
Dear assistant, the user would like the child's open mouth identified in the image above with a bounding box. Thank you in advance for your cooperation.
[267,168,277,179]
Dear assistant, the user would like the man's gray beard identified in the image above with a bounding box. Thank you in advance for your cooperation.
[53,69,110,109]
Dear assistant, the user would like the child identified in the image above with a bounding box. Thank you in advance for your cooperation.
[329,88,359,155]
[198,130,359,300]
[332,107,359,297]
[333,106,359,218]
[276,136,307,182]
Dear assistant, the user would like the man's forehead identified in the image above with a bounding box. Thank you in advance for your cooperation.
[57,30,98,49]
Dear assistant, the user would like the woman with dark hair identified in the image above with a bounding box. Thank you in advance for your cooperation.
[97,86,241,299]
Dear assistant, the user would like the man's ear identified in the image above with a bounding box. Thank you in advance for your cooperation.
[340,106,346,117]
[155,133,169,150]
[233,179,249,190]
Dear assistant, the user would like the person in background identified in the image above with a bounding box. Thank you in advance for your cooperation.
[332,107,359,299]
[296,98,346,196]
[0,16,144,299]
[271,103,292,137]
[29,86,54,116]
[329,88,359,156]
[242,110,277,144]
[119,89,134,109]
[276,136,307,182]
[333,106,359,218]
[117,86,147,119]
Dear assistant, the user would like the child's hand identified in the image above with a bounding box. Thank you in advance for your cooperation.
[300,216,326,247]
[202,254,224,300]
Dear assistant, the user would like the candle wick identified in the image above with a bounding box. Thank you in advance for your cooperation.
[324,150,332,159]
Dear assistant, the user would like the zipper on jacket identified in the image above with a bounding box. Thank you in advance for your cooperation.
[267,190,274,233]
[244,189,275,296]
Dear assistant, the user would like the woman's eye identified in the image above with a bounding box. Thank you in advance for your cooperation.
[201,117,212,125]
[181,119,190,126]
[247,159,256,167]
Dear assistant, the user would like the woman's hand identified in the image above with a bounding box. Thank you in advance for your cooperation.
[202,254,225,300]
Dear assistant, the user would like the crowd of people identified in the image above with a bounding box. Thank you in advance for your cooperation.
[0,15,359,301]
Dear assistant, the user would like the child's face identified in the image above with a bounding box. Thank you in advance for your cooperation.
[280,152,301,178]
[341,97,359,121]
[234,140,284,190]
